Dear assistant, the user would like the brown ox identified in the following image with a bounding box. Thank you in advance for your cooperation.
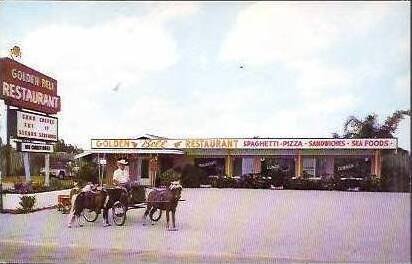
[143,181,182,231]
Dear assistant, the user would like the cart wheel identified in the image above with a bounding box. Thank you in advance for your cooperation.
[150,209,162,222]
[112,201,127,226]
[84,209,98,222]
[77,211,86,226]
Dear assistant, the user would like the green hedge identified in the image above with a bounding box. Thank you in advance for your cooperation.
[158,168,181,187]
[181,164,208,188]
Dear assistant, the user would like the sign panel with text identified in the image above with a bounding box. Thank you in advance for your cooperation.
[8,109,58,142]
[17,142,54,153]
[0,57,60,114]
[91,138,398,150]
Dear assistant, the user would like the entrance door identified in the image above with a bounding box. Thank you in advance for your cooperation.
[140,159,150,185]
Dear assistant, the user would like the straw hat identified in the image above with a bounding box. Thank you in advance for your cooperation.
[117,159,128,165]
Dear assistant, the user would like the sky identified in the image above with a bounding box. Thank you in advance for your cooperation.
[0,1,410,150]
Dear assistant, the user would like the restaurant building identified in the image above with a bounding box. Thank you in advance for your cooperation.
[74,135,397,186]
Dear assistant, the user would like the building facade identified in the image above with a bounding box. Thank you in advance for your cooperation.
[75,136,398,186]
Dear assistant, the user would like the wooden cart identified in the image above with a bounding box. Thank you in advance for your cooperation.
[57,194,71,214]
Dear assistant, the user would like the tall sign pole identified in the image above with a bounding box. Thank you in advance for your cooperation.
[4,45,22,179]
[5,105,10,178]
[45,154,50,186]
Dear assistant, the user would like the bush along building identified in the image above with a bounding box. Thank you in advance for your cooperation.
[74,135,410,192]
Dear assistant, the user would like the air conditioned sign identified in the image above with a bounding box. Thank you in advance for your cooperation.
[17,142,54,153]
[8,109,58,142]
[0,57,60,114]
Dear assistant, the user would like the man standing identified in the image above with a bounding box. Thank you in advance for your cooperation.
[113,159,130,190]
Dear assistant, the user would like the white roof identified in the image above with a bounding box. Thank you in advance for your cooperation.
[135,133,168,139]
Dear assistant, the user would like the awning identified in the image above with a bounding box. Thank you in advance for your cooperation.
[74,149,184,159]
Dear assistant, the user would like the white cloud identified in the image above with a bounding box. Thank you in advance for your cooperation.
[0,2,408,149]
[146,2,199,23]
[292,59,353,99]
[7,3,199,148]
[394,74,411,96]
[220,2,393,66]
[217,2,402,141]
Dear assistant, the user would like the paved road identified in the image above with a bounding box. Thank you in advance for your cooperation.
[0,189,410,263]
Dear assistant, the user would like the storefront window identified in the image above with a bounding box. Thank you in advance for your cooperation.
[261,158,295,178]
[195,158,225,176]
[141,159,149,179]
[334,157,371,179]
[160,156,174,173]
[303,157,316,177]
[233,158,243,177]
[315,158,328,178]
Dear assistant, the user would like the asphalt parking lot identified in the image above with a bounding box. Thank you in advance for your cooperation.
[0,189,410,263]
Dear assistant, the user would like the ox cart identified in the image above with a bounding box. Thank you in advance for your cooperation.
[81,185,162,226]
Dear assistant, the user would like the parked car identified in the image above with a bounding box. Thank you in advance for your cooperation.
[40,167,68,179]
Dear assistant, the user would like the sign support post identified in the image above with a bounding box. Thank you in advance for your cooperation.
[0,171,3,211]
[98,153,101,186]
[23,152,30,183]
[5,105,10,178]
[45,154,50,186]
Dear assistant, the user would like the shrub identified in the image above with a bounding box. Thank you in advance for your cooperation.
[32,179,44,189]
[221,176,237,188]
[181,164,207,188]
[263,170,285,187]
[158,168,181,187]
[78,161,98,184]
[14,182,33,194]
[18,195,36,213]
[284,178,324,190]
[362,176,382,192]
[50,178,75,190]
[237,174,271,189]
[5,178,74,194]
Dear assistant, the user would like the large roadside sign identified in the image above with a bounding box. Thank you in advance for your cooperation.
[0,57,60,114]
[8,109,58,142]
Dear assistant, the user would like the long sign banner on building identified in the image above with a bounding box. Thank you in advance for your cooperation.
[91,138,397,150]
[0,57,60,114]
[8,109,58,142]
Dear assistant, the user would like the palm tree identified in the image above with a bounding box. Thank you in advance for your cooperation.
[340,110,410,139]
[0,146,24,176]
[334,110,411,192]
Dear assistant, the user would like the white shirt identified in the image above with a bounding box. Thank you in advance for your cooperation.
[113,168,130,184]
[81,185,91,192]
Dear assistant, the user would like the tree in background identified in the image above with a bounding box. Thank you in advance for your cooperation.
[0,138,83,177]
[333,109,411,192]
[54,139,83,154]
[334,110,410,139]
[0,145,24,176]
[77,159,98,184]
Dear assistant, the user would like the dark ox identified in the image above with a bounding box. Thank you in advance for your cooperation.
[143,181,182,231]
